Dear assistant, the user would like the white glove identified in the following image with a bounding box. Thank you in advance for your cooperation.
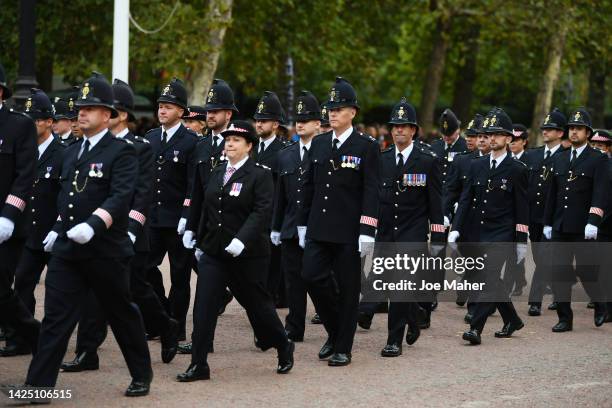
[42,231,58,252]
[177,218,187,235]
[443,216,450,229]
[448,230,460,243]
[431,244,444,256]
[270,231,281,246]
[358,234,375,257]
[0,217,15,244]
[195,248,203,261]
[67,223,95,244]
[182,230,196,249]
[543,225,552,240]
[516,243,527,264]
[225,238,245,257]
[128,232,136,244]
[585,224,598,240]
[297,226,307,249]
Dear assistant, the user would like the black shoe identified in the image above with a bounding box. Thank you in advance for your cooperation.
[61,351,99,372]
[418,313,431,330]
[381,343,402,357]
[431,300,438,311]
[318,339,334,360]
[176,363,210,382]
[405,325,421,345]
[285,330,304,343]
[494,320,524,338]
[310,313,322,324]
[462,329,481,345]
[594,311,607,327]
[587,302,595,309]
[125,380,150,397]
[218,290,233,316]
[456,298,467,307]
[160,318,179,363]
[277,341,295,374]
[552,321,572,332]
[0,343,32,357]
[357,312,373,330]
[464,312,473,324]
[328,352,351,366]
[177,342,192,354]
[547,302,558,310]
[528,305,541,316]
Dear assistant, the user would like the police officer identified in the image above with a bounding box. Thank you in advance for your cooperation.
[61,79,180,372]
[52,94,78,146]
[177,121,294,382]
[431,108,467,186]
[25,72,152,397]
[271,90,321,342]
[375,98,444,357]
[510,124,528,163]
[320,103,331,133]
[2,89,63,357]
[145,78,198,341]
[182,105,207,137]
[449,108,528,345]
[298,77,380,366]
[543,108,609,331]
[524,108,567,316]
[0,65,41,358]
[590,129,611,155]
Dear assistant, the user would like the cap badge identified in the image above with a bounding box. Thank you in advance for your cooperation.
[574,112,581,121]
[207,89,214,103]
[544,114,550,124]
[297,101,304,114]
[162,85,171,96]
[468,119,474,129]
[25,99,32,111]
[81,84,90,99]
[397,106,405,119]
[443,120,448,130]
[257,101,265,113]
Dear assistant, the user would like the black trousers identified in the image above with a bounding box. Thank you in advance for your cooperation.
[26,256,152,387]
[551,232,605,323]
[14,247,50,314]
[146,227,193,335]
[75,252,172,354]
[191,254,288,366]
[281,239,308,337]
[301,240,358,354]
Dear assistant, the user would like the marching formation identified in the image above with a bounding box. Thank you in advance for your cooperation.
[0,61,610,400]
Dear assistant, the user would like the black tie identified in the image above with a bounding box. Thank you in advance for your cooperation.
[570,149,577,167]
[259,141,265,154]
[332,138,340,152]
[161,130,168,147]
[301,146,309,162]
[397,153,404,171]
[78,139,90,159]
[545,150,551,160]
[213,135,219,146]
[491,159,497,170]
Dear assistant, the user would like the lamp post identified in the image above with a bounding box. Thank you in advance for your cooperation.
[13,0,38,109]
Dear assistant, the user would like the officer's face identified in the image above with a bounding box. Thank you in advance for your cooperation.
[108,111,128,132]
[329,107,356,131]
[52,118,72,135]
[591,142,609,153]
[78,106,111,136]
[465,135,477,151]
[71,118,82,137]
[255,120,279,139]
[568,125,589,146]
[489,133,512,151]
[296,120,320,138]
[509,138,526,154]
[391,124,416,147]
[476,134,491,153]
[542,129,563,143]
[442,129,459,145]
[224,135,252,162]
[206,109,232,131]
[157,103,183,126]
[35,118,53,138]
[183,119,205,135]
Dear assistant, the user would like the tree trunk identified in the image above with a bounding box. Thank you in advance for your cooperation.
[451,24,480,124]
[35,53,53,93]
[529,24,567,146]
[419,1,452,135]
[186,0,233,105]
[587,61,606,128]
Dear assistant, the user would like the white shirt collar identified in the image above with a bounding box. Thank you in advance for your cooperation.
[60,131,72,140]
[513,151,524,160]
[227,155,249,172]
[162,122,181,142]
[545,143,561,157]
[83,128,108,150]
[38,135,54,159]
[114,128,129,139]
[332,126,353,148]
[299,139,312,160]
[490,151,507,168]
[212,126,228,145]
[571,143,587,159]
[395,143,414,164]
[259,135,276,152]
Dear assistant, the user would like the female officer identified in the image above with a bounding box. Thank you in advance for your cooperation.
[177,120,294,382]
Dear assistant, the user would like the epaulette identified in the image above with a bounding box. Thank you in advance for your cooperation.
[417,140,432,148]
[184,128,198,138]
[133,135,150,144]
[514,159,527,167]
[382,145,394,153]
[9,109,31,119]
[281,140,298,150]
[116,137,133,145]
[255,162,271,170]
[359,132,377,143]
[144,127,157,135]
[420,147,437,158]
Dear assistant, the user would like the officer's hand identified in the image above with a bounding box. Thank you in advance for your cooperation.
[177,218,187,235]
[358,235,375,257]
[225,238,245,257]
[182,230,196,249]
[448,230,460,243]
[516,243,527,264]
[443,216,451,229]
[67,223,95,244]
[297,226,307,249]
[270,231,281,246]
[128,232,136,244]
[0,217,15,244]
[585,224,598,240]
[42,231,59,252]
[543,225,552,240]
[195,248,204,261]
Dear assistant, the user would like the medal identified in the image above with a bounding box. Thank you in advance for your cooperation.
[44,166,52,179]
[230,182,243,196]
[173,150,180,163]
[89,163,97,178]
[341,156,347,168]
[501,178,507,190]
[96,163,104,178]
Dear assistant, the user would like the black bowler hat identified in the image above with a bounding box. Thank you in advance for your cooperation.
[204,79,238,112]
[388,97,418,129]
[112,79,136,122]
[183,105,207,121]
[320,103,330,126]
[0,62,11,99]
[566,107,593,133]
[512,123,528,140]
[24,88,54,120]
[326,77,359,110]
[75,72,118,118]
[483,107,513,136]
[439,108,460,136]
[221,120,258,144]
[540,107,566,131]
[253,91,284,121]
[295,90,321,122]
[590,129,611,145]
[157,77,188,110]
[465,113,484,136]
